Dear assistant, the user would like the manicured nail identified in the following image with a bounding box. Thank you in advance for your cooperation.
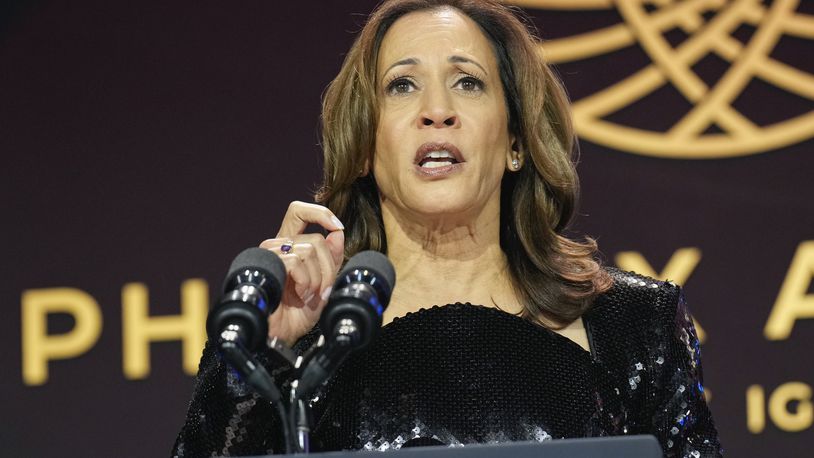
[321,286,333,301]
[303,291,315,304]
[331,216,345,230]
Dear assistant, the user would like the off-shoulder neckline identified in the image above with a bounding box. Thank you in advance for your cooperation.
[382,302,593,357]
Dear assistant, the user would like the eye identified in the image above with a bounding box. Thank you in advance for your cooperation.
[386,77,416,95]
[454,76,484,92]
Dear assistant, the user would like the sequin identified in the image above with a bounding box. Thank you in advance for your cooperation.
[529,425,552,442]
[172,268,722,457]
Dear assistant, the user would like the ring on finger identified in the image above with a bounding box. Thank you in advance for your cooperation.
[280,240,295,255]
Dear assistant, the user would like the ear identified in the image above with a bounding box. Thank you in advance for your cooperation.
[360,156,370,177]
[506,138,524,171]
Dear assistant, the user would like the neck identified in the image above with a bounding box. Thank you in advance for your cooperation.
[380,197,521,324]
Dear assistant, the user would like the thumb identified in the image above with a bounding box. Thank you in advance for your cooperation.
[325,230,345,268]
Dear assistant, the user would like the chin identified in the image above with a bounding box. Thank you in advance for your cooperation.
[406,197,478,221]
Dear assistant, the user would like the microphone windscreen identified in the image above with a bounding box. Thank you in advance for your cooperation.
[339,250,396,295]
[225,247,287,296]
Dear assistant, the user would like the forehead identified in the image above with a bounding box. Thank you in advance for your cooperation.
[377,8,497,73]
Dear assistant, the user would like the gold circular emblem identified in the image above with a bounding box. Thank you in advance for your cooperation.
[509,0,814,159]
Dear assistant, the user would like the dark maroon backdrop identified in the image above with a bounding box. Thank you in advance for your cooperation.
[2,1,812,456]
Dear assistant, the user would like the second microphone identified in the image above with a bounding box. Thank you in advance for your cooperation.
[295,250,396,398]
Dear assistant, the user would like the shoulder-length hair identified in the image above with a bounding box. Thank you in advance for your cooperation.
[316,0,611,326]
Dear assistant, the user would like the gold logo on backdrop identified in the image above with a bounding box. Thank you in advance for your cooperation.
[509,0,814,158]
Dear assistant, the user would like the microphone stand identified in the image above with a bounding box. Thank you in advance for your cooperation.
[289,385,313,453]
[289,320,361,453]
[289,335,323,454]
[217,327,294,455]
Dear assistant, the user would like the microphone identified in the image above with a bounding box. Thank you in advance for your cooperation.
[295,250,395,398]
[207,247,286,351]
[206,247,286,402]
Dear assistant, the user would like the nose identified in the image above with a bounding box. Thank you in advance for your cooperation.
[417,91,459,128]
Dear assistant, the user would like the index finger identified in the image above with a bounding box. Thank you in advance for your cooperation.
[276,201,345,237]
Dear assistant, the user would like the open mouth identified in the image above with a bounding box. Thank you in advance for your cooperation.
[418,151,459,168]
[415,142,464,170]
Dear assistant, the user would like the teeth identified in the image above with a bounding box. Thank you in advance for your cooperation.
[418,149,459,169]
[425,150,453,159]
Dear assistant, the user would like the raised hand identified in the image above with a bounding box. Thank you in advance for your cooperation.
[259,201,345,346]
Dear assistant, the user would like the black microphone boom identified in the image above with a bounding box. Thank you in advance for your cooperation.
[206,247,292,452]
[206,247,287,403]
[295,250,396,398]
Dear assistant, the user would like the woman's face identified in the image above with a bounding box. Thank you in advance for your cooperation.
[373,8,514,223]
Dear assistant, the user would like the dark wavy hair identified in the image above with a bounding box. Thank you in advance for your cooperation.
[316,0,611,326]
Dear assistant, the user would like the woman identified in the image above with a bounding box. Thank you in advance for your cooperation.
[173,0,722,456]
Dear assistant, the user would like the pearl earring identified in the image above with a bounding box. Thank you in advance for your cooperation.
[511,158,520,169]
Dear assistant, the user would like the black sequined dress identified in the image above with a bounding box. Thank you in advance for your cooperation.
[172,269,722,457]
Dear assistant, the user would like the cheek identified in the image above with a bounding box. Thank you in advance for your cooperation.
[373,117,403,195]
[486,153,507,185]
[375,110,411,159]
[480,116,512,171]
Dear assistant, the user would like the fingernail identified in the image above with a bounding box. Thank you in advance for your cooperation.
[303,291,315,304]
[331,216,345,230]
[321,286,333,301]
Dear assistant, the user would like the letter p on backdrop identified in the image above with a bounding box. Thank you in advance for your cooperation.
[21,288,102,385]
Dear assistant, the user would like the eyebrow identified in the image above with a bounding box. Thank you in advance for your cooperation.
[448,55,487,75]
[384,55,488,75]
[385,58,419,74]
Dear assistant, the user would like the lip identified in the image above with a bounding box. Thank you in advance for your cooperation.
[413,142,465,178]
[414,162,464,177]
